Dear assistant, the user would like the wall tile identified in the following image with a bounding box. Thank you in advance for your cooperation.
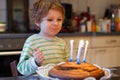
[0,0,6,9]
[0,10,6,22]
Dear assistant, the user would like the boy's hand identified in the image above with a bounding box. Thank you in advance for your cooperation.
[33,48,44,66]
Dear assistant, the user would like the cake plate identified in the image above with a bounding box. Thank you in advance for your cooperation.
[36,62,111,80]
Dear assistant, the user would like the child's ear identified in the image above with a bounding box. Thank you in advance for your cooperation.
[34,20,39,27]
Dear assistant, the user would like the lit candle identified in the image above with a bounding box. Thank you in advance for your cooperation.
[69,40,74,62]
[82,40,89,62]
[76,40,84,64]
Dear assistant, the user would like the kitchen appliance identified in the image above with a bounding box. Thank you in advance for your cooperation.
[0,33,32,77]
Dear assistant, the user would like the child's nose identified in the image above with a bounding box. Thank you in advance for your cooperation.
[53,20,59,25]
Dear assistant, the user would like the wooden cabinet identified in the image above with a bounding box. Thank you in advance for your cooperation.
[61,35,120,67]
[91,36,120,48]
[90,47,120,67]
[90,36,120,67]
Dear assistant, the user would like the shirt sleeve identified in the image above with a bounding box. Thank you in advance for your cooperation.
[31,58,39,70]
[17,38,39,75]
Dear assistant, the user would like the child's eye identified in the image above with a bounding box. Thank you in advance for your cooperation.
[57,19,62,21]
[47,19,53,21]
[46,18,63,21]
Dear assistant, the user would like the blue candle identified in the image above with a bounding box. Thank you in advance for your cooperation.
[82,40,89,62]
[69,40,74,62]
[76,40,84,64]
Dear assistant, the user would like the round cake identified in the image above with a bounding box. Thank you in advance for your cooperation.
[49,61,104,80]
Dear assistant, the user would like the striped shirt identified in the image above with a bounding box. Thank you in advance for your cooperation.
[17,34,69,75]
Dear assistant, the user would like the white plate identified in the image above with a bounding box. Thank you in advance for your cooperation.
[36,62,111,80]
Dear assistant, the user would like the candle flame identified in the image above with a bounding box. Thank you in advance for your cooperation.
[79,40,84,47]
[70,40,74,43]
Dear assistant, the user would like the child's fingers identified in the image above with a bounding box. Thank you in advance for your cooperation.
[34,48,42,52]
[33,48,44,66]
[33,48,43,56]
[34,48,37,51]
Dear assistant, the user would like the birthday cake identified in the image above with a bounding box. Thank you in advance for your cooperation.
[37,40,110,80]
[49,61,105,80]
[48,40,105,80]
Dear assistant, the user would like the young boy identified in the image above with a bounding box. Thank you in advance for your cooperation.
[17,0,69,76]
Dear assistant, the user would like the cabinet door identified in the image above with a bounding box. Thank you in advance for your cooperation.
[91,47,120,67]
[91,36,120,48]
[85,48,93,63]
[111,47,120,67]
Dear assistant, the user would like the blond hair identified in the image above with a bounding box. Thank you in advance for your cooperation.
[30,0,65,30]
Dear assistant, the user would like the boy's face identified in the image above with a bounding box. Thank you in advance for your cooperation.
[38,9,63,37]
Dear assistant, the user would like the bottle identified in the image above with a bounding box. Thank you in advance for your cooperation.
[115,9,120,31]
[91,20,96,32]
[110,13,115,32]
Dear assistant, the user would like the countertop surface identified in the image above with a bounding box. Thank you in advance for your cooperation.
[0,66,120,80]
[0,32,120,39]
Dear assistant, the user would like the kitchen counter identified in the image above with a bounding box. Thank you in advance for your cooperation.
[0,32,120,39]
[58,32,120,37]
[0,66,120,80]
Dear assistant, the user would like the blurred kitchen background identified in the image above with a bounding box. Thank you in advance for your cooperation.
[0,0,120,77]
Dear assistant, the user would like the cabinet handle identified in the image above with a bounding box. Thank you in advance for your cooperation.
[95,49,106,53]
[106,40,117,44]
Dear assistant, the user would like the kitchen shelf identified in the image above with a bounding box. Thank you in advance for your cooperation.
[58,32,120,37]
[0,32,120,39]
